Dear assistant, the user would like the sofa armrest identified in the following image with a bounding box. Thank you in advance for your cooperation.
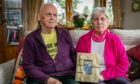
[0,59,15,84]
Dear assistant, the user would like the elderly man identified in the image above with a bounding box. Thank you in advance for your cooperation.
[22,3,79,84]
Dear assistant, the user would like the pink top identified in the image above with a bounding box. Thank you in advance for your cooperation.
[76,29,129,80]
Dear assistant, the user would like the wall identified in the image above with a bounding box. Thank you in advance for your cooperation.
[123,0,140,29]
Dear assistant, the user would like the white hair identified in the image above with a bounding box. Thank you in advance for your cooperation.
[91,7,110,23]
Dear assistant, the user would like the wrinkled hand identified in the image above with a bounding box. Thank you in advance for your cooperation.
[45,77,62,84]
[99,75,104,81]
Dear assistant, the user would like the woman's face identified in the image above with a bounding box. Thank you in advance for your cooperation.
[92,13,109,34]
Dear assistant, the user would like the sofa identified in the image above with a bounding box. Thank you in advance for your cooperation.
[69,29,140,51]
[0,59,15,84]
[0,29,140,84]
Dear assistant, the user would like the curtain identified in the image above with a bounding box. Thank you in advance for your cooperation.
[94,0,100,7]
[27,0,42,31]
[22,0,28,32]
[66,0,72,27]
[112,0,122,28]
[100,0,106,7]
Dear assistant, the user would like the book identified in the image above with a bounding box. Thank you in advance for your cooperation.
[75,53,100,83]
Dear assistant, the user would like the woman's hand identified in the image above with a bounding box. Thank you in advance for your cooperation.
[99,75,104,81]
[45,77,62,84]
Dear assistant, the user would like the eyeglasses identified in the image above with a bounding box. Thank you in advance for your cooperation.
[45,13,57,17]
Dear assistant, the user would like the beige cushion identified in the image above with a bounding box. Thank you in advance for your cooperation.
[0,59,15,84]
[111,29,140,50]
[69,30,89,46]
[131,79,140,84]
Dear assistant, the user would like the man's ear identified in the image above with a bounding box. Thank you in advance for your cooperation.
[38,13,45,21]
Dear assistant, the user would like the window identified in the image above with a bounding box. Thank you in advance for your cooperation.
[106,0,113,25]
[72,0,95,29]
[73,0,94,14]
[44,0,113,28]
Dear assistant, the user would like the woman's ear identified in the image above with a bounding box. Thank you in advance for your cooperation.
[38,13,41,21]
[107,19,110,24]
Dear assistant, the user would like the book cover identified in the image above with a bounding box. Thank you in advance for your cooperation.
[75,53,100,83]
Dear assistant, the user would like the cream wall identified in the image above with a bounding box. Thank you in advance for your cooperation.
[123,0,140,29]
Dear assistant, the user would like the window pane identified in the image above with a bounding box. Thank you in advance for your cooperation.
[73,0,94,14]
[72,0,95,29]
[106,0,113,25]
[43,0,114,28]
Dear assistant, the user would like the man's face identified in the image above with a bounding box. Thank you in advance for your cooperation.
[39,5,57,29]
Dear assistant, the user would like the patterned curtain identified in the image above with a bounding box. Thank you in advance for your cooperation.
[27,0,42,31]
[22,0,27,32]
[100,0,106,7]
[112,0,122,28]
[66,0,72,26]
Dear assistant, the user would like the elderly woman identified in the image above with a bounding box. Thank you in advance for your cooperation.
[76,7,130,84]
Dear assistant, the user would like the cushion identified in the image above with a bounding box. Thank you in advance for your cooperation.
[69,30,89,46]
[127,43,140,63]
[0,59,15,84]
[111,29,140,50]
[131,79,140,84]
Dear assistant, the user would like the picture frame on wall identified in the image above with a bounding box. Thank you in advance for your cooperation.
[6,9,22,26]
[7,25,21,45]
[132,2,140,12]
[5,8,22,45]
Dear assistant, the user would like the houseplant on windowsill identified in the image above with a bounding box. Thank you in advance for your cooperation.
[72,13,88,29]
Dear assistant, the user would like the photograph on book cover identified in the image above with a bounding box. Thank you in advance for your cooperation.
[84,60,93,75]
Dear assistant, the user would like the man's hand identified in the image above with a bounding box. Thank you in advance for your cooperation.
[45,77,62,84]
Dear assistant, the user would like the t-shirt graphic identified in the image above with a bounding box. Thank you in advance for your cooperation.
[41,31,57,59]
